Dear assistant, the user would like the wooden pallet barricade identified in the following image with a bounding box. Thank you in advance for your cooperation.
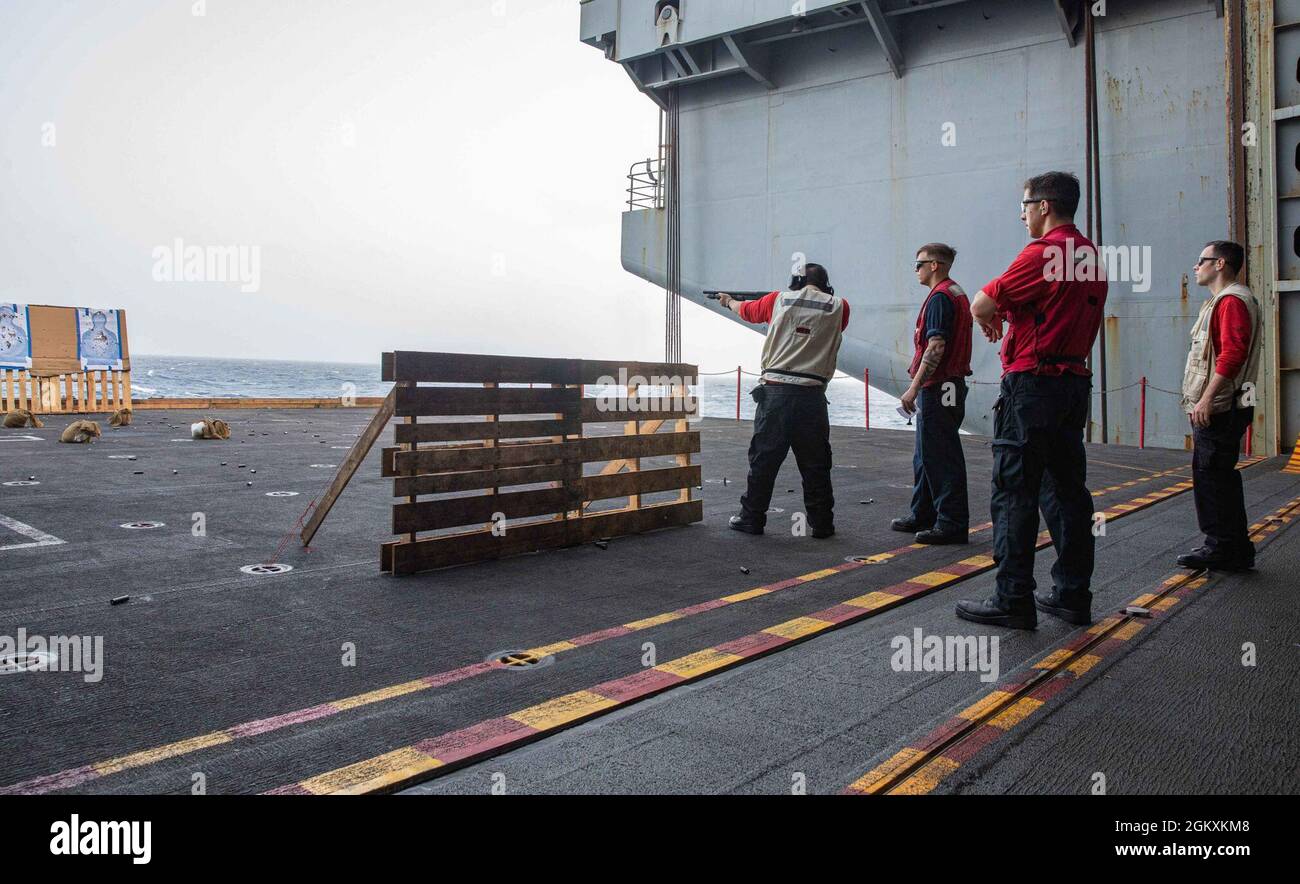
[373,351,701,576]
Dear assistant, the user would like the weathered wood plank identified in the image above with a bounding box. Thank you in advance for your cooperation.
[387,499,701,575]
[578,499,702,539]
[302,389,396,546]
[578,360,698,385]
[392,486,578,534]
[579,430,700,462]
[393,462,579,497]
[580,398,696,423]
[386,351,581,385]
[389,519,572,575]
[394,384,579,417]
[389,431,698,475]
[393,417,576,444]
[390,440,575,475]
[582,465,700,502]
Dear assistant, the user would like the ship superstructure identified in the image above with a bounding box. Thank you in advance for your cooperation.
[581,0,1296,454]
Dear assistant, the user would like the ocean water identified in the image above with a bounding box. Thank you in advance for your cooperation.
[130,355,911,431]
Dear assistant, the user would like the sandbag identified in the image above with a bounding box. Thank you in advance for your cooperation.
[60,420,102,444]
[2,409,44,429]
[191,418,230,440]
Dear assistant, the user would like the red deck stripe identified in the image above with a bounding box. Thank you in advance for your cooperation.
[228,704,338,739]
[568,626,635,646]
[589,668,686,703]
[714,632,789,658]
[414,717,539,764]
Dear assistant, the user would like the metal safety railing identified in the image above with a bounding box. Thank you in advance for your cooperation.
[696,368,1255,456]
[627,156,665,211]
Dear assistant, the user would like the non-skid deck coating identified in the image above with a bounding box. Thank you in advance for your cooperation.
[0,409,1292,794]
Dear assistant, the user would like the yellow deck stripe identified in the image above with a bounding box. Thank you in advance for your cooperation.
[508,690,618,730]
[1066,654,1103,676]
[910,571,959,587]
[957,690,1014,722]
[94,732,233,776]
[299,747,442,795]
[526,641,579,657]
[986,696,1044,730]
[1087,615,1123,634]
[843,590,904,610]
[1112,621,1146,641]
[654,648,744,678]
[846,747,926,793]
[720,588,772,603]
[889,756,961,794]
[623,611,685,631]
[1032,649,1073,670]
[761,616,833,640]
[331,679,428,711]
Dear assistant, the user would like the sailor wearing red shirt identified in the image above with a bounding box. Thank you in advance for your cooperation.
[891,242,973,544]
[1177,240,1263,572]
[716,262,850,538]
[957,171,1107,630]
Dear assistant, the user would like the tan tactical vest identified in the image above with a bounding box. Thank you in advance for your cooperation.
[759,286,846,386]
[1181,283,1262,414]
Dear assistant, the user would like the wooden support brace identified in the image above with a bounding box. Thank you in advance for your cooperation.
[300,388,396,546]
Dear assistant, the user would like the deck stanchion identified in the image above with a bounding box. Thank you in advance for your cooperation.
[1246,422,1254,457]
[1139,376,1147,449]
[864,368,869,431]
[736,365,741,421]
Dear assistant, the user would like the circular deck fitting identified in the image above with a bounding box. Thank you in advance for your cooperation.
[0,651,54,675]
[120,521,165,530]
[846,554,888,565]
[265,491,299,498]
[490,649,554,671]
[3,480,39,487]
[240,563,294,576]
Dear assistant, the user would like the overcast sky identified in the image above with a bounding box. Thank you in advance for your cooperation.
[0,0,761,370]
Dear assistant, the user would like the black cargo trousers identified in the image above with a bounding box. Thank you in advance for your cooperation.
[1191,403,1255,562]
[991,371,1095,612]
[738,382,834,531]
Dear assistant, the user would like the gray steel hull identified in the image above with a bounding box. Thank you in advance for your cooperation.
[608,0,1229,447]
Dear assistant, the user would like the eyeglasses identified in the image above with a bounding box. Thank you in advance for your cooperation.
[1195,257,1218,266]
[914,260,948,269]
[1021,197,1051,209]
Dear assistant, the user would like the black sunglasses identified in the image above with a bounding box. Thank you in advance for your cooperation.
[1195,256,1219,266]
[914,260,948,269]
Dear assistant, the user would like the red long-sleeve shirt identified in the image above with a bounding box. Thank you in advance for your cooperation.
[737,291,852,330]
[982,224,1107,376]
[1210,295,1252,379]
